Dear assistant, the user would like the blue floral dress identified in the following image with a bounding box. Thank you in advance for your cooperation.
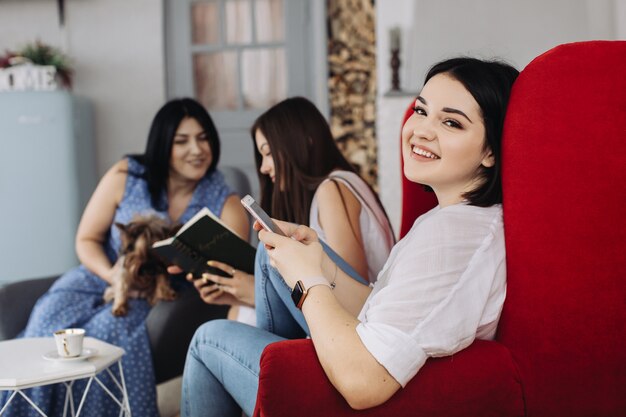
[1,158,234,416]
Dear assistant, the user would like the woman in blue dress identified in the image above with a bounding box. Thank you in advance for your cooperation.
[0,98,249,416]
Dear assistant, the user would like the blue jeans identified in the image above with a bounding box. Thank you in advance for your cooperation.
[181,241,366,417]
[254,241,366,337]
[181,320,284,417]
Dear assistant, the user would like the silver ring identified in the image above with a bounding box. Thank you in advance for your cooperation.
[230,268,236,276]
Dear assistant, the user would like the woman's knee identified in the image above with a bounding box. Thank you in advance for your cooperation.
[192,319,232,347]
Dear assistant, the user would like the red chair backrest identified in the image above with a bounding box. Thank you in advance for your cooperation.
[498,41,626,416]
[399,102,438,238]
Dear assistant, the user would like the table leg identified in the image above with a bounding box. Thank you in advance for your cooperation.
[62,382,69,417]
[0,391,18,415]
[94,362,130,416]
[118,361,131,417]
[62,380,77,417]
[73,376,94,416]
[15,390,48,416]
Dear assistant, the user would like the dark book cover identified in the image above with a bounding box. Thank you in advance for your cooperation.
[152,207,256,277]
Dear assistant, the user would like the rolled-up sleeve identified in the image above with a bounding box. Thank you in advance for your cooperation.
[355,205,506,387]
[356,322,427,387]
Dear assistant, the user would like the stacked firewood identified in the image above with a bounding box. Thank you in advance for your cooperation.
[327,0,378,190]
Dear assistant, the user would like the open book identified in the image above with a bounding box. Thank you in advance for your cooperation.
[152,207,256,276]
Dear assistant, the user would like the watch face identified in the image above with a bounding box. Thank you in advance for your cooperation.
[291,281,305,309]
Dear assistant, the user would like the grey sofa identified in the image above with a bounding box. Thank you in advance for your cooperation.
[0,165,253,384]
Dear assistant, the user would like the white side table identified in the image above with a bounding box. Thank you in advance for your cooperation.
[0,337,129,416]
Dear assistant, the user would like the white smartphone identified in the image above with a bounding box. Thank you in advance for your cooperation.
[240,195,286,236]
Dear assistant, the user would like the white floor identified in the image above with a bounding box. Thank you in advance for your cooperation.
[157,376,182,417]
[158,377,249,417]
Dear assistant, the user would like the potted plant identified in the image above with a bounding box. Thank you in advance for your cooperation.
[0,40,73,90]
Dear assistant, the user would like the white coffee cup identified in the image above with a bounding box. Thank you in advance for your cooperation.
[53,328,85,358]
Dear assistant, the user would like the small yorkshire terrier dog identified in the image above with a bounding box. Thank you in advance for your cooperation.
[104,215,181,317]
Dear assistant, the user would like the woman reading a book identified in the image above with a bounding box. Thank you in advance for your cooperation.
[187,96,395,331]
[180,57,518,416]
[2,98,249,417]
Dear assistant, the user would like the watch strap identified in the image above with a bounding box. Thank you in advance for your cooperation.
[299,276,331,291]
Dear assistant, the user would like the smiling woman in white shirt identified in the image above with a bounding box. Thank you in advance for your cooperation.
[179,57,519,416]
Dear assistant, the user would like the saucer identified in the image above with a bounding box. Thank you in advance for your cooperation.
[42,348,98,362]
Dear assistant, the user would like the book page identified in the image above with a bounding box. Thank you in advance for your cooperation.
[151,237,174,248]
[178,207,244,240]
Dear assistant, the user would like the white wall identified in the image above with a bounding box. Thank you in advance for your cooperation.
[617,0,626,39]
[0,0,165,178]
[377,0,624,94]
[376,0,625,236]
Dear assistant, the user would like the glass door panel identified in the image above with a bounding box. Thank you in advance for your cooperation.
[191,2,220,44]
[255,0,284,42]
[241,48,286,109]
[226,0,253,44]
[193,52,238,110]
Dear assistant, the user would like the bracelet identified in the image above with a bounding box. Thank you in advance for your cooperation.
[329,263,338,290]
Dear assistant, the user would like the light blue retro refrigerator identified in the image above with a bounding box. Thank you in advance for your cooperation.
[0,91,96,283]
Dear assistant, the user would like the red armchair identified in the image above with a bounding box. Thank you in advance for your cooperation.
[252,41,626,417]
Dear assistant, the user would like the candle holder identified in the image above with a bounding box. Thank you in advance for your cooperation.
[390,48,400,91]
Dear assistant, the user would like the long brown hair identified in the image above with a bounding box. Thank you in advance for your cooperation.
[251,97,357,224]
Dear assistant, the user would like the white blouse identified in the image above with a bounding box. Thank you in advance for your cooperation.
[356,203,507,387]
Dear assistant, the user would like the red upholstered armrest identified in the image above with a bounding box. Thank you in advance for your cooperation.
[253,339,525,417]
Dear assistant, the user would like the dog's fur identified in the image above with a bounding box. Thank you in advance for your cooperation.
[104,215,181,317]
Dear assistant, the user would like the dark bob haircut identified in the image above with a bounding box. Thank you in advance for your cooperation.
[424,57,519,206]
[130,98,220,210]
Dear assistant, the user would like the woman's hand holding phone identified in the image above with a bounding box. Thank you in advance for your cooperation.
[258,225,325,288]
[241,195,286,236]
